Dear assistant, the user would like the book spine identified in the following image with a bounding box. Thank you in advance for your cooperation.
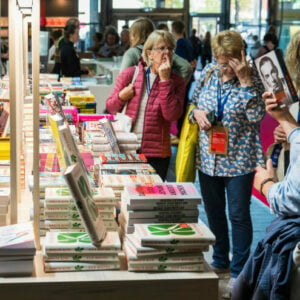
[44,262,120,272]
[128,263,204,272]
[44,254,119,262]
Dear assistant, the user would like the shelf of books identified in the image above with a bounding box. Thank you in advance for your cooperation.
[0,1,218,299]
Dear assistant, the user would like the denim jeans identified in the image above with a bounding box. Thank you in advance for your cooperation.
[198,171,254,278]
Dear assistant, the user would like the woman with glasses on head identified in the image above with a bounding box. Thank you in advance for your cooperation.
[189,30,265,295]
[106,30,185,181]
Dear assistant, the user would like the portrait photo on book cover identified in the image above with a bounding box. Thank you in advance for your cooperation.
[0,101,9,136]
[255,51,294,106]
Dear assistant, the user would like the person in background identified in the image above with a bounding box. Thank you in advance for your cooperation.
[189,28,202,62]
[52,17,79,75]
[231,93,300,300]
[249,35,261,59]
[201,31,212,69]
[87,32,103,55]
[157,23,169,31]
[120,17,192,84]
[60,24,94,77]
[190,30,265,295]
[106,30,185,181]
[255,32,280,58]
[117,29,130,56]
[48,29,62,60]
[98,27,120,58]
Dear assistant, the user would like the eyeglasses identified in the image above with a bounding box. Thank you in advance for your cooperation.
[218,63,229,69]
[152,46,174,53]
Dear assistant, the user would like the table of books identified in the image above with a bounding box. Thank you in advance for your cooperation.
[0,253,218,300]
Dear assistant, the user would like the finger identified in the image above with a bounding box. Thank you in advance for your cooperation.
[266,158,274,172]
[241,50,246,63]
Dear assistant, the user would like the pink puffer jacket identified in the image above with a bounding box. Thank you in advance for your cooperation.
[106,61,185,157]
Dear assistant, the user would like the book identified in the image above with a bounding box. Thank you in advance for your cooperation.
[99,118,120,154]
[0,99,10,138]
[64,163,106,246]
[255,49,298,107]
[125,234,209,256]
[134,223,215,247]
[0,259,35,276]
[44,261,120,272]
[0,222,36,256]
[44,231,121,254]
[44,253,119,262]
[99,153,147,164]
[127,262,204,272]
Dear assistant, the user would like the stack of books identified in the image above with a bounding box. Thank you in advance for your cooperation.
[119,182,201,235]
[0,187,10,226]
[44,187,118,232]
[0,222,36,276]
[43,231,121,272]
[68,94,96,114]
[124,222,215,272]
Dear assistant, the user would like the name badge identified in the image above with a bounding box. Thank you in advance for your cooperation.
[209,125,229,155]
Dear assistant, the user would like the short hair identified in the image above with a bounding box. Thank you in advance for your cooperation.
[66,18,80,29]
[263,33,278,45]
[52,29,62,41]
[259,56,278,77]
[171,20,185,35]
[142,30,176,65]
[211,30,244,60]
[157,23,169,31]
[130,18,155,47]
[103,26,119,44]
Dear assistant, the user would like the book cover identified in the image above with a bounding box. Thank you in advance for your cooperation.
[64,163,106,246]
[0,99,9,138]
[44,232,121,254]
[99,118,120,154]
[99,153,147,164]
[255,49,298,107]
[134,223,215,247]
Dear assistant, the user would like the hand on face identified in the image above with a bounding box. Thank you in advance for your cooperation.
[158,54,171,81]
[228,50,251,86]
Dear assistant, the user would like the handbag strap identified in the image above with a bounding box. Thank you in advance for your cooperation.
[121,65,139,114]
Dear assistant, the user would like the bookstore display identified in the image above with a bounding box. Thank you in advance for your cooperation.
[0,3,218,298]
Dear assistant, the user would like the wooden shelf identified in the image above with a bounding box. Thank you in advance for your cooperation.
[0,254,218,300]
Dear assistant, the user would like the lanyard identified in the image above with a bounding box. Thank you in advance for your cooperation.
[145,67,151,95]
[217,79,232,121]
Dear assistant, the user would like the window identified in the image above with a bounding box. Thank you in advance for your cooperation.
[190,0,221,14]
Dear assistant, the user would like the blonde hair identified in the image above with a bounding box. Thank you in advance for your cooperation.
[130,18,155,47]
[211,30,244,60]
[142,30,176,65]
[286,31,300,92]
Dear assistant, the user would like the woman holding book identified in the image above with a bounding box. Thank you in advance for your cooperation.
[106,30,185,181]
[189,30,265,292]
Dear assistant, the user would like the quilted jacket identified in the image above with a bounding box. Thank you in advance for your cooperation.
[106,61,185,157]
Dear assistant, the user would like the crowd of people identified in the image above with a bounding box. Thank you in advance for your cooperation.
[42,17,300,299]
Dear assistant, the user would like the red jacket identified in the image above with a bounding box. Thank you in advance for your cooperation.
[106,61,185,157]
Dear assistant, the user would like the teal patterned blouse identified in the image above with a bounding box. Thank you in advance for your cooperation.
[190,63,266,177]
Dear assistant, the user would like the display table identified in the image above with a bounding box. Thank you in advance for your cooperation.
[0,254,218,300]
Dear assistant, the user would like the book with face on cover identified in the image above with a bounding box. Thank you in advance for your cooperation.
[255,49,299,107]
[64,163,106,246]
[134,223,215,247]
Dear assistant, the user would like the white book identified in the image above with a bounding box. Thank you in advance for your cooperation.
[44,231,121,254]
[134,223,215,247]
[99,118,120,154]
[44,253,119,262]
[128,262,204,272]
[44,261,120,272]
[124,241,204,263]
[64,163,106,246]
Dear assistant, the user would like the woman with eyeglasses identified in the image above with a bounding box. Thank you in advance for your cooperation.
[106,30,185,181]
[189,30,265,295]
